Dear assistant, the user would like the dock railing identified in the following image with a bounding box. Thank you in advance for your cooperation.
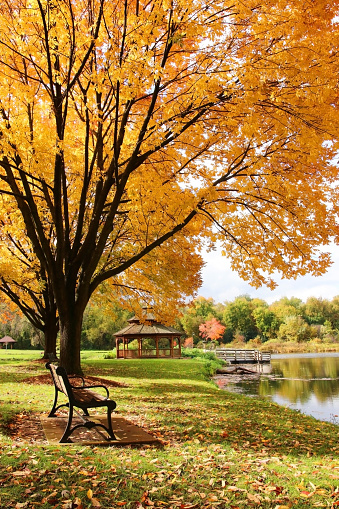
[215,349,271,364]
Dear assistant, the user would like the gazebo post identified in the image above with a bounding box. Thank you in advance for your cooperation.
[178,336,182,357]
[156,337,159,358]
[138,338,142,358]
[170,337,174,358]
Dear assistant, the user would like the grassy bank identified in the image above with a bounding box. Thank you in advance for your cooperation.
[260,340,339,354]
[221,340,339,354]
[0,351,338,508]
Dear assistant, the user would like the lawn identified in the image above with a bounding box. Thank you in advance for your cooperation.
[0,350,338,508]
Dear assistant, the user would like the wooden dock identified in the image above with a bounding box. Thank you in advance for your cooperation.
[215,349,271,364]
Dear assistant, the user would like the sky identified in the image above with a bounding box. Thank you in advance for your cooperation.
[199,243,339,304]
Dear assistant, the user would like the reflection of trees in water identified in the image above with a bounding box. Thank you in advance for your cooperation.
[313,379,339,402]
[256,357,339,404]
[258,378,312,403]
[271,357,339,379]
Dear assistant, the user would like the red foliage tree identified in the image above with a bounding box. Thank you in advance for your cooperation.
[199,318,226,342]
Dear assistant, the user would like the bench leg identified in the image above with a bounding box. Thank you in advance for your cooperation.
[48,388,69,418]
[59,404,75,443]
[58,403,116,443]
[59,407,116,443]
[48,387,59,417]
[106,406,116,441]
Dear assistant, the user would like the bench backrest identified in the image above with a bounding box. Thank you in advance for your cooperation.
[46,362,73,397]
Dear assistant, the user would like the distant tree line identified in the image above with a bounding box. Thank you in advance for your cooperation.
[177,295,339,348]
[0,301,132,351]
[0,303,41,349]
[1,294,339,350]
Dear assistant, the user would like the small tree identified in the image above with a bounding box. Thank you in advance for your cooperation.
[183,337,194,349]
[199,318,226,344]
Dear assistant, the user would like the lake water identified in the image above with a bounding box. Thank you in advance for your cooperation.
[217,353,339,424]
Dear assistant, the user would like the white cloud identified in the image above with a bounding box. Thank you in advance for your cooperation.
[199,244,339,304]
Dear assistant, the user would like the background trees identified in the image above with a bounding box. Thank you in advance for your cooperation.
[0,302,42,349]
[2,293,339,350]
[0,0,339,371]
[81,301,132,350]
[223,296,258,342]
[178,295,339,347]
[252,305,279,342]
[179,297,220,344]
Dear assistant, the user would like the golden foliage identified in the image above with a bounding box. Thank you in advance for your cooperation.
[0,0,338,356]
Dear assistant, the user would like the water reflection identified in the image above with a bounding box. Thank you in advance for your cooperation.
[222,354,339,423]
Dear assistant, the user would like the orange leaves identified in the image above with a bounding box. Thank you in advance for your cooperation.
[0,0,339,372]
[199,318,226,342]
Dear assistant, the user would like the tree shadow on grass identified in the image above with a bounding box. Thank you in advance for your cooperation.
[132,382,339,458]
[82,358,211,382]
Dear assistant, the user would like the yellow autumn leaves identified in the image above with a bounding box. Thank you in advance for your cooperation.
[0,0,339,351]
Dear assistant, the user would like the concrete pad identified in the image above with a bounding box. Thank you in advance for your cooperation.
[40,414,162,446]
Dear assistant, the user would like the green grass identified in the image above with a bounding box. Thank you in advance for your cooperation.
[0,349,43,364]
[0,351,338,508]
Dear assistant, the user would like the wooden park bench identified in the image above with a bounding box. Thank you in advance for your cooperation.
[46,362,117,443]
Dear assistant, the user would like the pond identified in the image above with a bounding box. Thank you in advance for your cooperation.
[217,353,339,424]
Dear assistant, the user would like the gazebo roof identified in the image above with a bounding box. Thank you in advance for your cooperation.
[114,311,183,337]
[0,336,16,343]
[114,322,183,337]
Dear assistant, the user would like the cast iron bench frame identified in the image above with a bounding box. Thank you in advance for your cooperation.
[46,362,117,443]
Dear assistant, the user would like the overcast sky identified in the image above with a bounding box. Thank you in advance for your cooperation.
[199,244,339,304]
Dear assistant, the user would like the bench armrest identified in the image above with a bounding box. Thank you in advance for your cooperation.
[68,375,86,387]
[80,384,110,397]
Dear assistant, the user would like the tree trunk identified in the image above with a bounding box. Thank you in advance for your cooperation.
[59,307,84,374]
[41,320,59,360]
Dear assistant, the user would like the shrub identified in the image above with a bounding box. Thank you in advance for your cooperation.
[103,350,116,359]
[181,348,220,361]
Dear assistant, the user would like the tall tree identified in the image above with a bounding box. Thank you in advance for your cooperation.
[252,305,279,341]
[304,297,331,325]
[0,204,58,357]
[0,277,58,357]
[223,295,258,341]
[270,297,305,322]
[0,0,338,372]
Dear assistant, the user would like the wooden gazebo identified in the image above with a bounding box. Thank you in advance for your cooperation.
[114,311,184,359]
[0,336,16,349]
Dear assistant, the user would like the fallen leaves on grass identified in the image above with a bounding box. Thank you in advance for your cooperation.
[21,374,126,388]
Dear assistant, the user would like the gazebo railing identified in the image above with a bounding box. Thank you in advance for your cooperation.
[123,348,181,359]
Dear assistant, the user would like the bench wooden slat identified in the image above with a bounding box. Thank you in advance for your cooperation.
[72,388,108,405]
